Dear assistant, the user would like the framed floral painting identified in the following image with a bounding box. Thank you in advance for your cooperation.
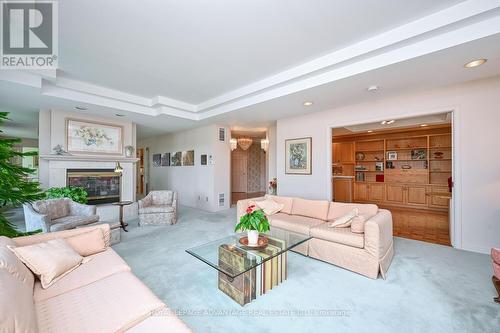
[285,137,312,174]
[66,119,123,155]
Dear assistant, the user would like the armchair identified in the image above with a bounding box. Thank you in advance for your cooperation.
[23,198,99,233]
[138,190,177,226]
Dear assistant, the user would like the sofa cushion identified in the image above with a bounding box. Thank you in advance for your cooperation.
[50,215,99,231]
[139,205,174,214]
[350,215,367,234]
[330,209,358,228]
[269,213,324,235]
[127,311,192,333]
[493,262,500,280]
[34,248,131,302]
[0,269,38,333]
[32,198,70,220]
[253,198,283,215]
[35,272,165,333]
[492,248,500,265]
[265,195,294,214]
[65,228,108,256]
[291,198,330,221]
[0,236,35,285]
[327,202,378,221]
[151,191,174,205]
[310,224,364,249]
[9,238,85,289]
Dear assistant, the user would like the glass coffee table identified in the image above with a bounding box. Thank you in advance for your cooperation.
[186,227,311,306]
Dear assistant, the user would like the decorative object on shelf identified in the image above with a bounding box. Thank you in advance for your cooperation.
[161,153,170,166]
[261,139,269,152]
[235,205,270,246]
[152,153,161,167]
[386,161,395,169]
[45,186,88,204]
[237,137,253,151]
[182,150,195,166]
[387,151,398,160]
[201,154,207,165]
[114,162,123,174]
[53,144,72,155]
[375,162,384,171]
[374,156,382,161]
[66,118,123,155]
[355,165,367,171]
[124,145,134,157]
[170,152,181,166]
[375,174,384,182]
[269,178,277,195]
[401,164,412,169]
[355,172,365,181]
[433,151,444,159]
[355,152,365,161]
[285,137,312,175]
[238,235,269,250]
[230,138,237,151]
[411,149,426,160]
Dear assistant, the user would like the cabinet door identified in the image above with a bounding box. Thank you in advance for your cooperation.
[428,185,450,208]
[340,142,354,163]
[368,183,384,202]
[332,143,341,163]
[334,179,352,203]
[354,183,368,201]
[385,184,405,204]
[406,185,427,207]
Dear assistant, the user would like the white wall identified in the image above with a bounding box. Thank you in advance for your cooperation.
[276,76,500,254]
[138,124,231,212]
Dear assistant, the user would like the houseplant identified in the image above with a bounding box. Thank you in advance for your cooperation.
[235,205,270,245]
[0,112,44,237]
[45,186,88,204]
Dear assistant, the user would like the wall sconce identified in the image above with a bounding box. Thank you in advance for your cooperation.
[230,138,237,151]
[114,162,123,174]
[261,139,269,152]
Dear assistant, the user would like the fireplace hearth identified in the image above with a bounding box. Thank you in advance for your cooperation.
[67,169,121,204]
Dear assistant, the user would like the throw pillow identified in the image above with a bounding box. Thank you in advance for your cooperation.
[8,238,86,289]
[329,208,358,228]
[350,215,367,233]
[255,199,284,216]
[65,228,107,257]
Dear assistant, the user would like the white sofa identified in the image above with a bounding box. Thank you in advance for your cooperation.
[0,224,191,333]
[237,195,394,279]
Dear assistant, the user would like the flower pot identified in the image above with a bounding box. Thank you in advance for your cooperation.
[247,230,259,246]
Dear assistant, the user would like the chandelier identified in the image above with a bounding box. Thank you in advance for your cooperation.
[237,137,253,151]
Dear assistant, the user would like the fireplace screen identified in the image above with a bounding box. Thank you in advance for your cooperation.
[67,169,120,204]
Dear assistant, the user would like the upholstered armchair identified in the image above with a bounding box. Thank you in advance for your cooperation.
[138,190,178,226]
[23,198,99,233]
[492,248,500,303]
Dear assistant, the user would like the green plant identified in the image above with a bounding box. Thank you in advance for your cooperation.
[0,112,44,237]
[235,205,270,232]
[45,186,88,204]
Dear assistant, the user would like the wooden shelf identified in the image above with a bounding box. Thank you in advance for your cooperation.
[386,147,428,150]
[355,170,384,172]
[356,159,385,162]
[355,149,384,152]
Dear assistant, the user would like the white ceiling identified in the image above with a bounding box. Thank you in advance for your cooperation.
[1,0,500,139]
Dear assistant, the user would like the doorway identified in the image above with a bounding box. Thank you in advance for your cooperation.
[331,113,453,246]
[230,134,267,205]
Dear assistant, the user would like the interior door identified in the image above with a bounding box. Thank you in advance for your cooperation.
[231,150,248,192]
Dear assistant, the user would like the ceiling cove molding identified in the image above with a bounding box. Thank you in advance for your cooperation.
[0,0,499,121]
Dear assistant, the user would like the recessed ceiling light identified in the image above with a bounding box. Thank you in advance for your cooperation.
[464,59,487,68]
[367,130,373,133]
[420,124,428,127]
[387,120,395,124]
[303,101,313,106]
[367,85,379,92]
[74,106,87,111]
[381,120,387,125]
[115,113,125,117]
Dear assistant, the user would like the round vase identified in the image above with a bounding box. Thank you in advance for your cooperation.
[124,145,134,157]
[247,230,259,245]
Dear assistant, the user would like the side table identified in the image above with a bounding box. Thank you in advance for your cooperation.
[112,201,133,232]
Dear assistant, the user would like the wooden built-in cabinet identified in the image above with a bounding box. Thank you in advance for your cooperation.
[334,127,452,212]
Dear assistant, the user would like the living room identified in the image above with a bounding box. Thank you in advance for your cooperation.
[1,1,500,332]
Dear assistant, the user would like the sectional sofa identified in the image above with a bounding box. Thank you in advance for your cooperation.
[0,224,191,333]
[237,195,394,279]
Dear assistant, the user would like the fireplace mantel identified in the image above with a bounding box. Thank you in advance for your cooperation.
[40,155,139,163]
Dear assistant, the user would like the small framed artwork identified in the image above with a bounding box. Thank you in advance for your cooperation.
[201,154,207,165]
[411,149,426,160]
[161,153,170,166]
[387,151,398,160]
[285,137,312,175]
[152,154,161,167]
[375,162,384,171]
[66,118,123,155]
[182,150,195,166]
[170,152,181,166]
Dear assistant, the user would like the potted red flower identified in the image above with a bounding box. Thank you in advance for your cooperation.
[235,205,270,245]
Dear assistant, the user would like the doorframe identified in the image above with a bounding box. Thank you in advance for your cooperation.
[326,107,461,249]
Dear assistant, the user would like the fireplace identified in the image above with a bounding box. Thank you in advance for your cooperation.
[67,169,121,205]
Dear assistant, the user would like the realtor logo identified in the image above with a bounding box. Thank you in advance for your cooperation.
[1,1,58,69]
